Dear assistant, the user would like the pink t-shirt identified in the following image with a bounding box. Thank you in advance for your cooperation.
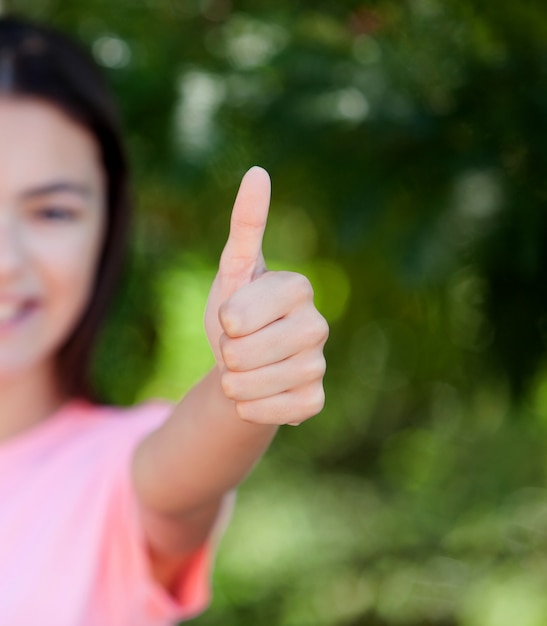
[0,399,227,626]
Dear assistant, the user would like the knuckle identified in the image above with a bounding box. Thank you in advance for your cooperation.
[235,401,255,423]
[318,315,330,342]
[303,314,329,346]
[279,271,313,302]
[305,355,327,382]
[218,333,229,356]
[314,315,330,343]
[221,339,241,371]
[290,272,314,301]
[306,385,326,416]
[219,303,241,337]
[220,371,239,400]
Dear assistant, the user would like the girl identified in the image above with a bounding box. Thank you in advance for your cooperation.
[0,15,328,626]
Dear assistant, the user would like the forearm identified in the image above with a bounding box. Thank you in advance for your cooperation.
[132,367,278,517]
[132,168,327,553]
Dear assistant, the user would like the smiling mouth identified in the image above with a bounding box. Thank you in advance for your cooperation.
[0,302,37,325]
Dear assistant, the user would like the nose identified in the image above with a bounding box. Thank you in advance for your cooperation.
[0,215,26,279]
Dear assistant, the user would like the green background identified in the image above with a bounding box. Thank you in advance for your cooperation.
[5,1,547,624]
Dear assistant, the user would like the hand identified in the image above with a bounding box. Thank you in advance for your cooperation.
[204,166,328,425]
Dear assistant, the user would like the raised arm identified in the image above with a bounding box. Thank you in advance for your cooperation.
[131,167,328,579]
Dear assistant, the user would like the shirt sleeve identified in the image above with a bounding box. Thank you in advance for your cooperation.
[104,401,234,626]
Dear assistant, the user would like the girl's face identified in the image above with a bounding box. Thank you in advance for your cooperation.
[0,97,106,385]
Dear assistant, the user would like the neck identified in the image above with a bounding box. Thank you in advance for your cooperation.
[0,362,66,442]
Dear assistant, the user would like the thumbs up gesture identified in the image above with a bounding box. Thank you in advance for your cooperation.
[204,167,328,426]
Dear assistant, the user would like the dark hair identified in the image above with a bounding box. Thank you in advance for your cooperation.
[0,15,131,401]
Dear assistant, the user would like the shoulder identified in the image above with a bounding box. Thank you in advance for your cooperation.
[69,397,173,425]
[57,398,175,456]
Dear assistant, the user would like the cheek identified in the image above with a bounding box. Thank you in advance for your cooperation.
[32,221,105,339]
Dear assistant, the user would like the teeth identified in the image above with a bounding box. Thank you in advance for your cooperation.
[0,303,22,323]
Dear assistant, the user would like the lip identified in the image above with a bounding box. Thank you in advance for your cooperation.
[0,300,39,332]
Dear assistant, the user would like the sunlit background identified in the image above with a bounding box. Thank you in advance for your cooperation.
[4,1,547,624]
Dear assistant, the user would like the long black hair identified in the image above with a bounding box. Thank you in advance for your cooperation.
[0,15,131,400]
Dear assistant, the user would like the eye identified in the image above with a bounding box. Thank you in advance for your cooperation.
[34,206,79,222]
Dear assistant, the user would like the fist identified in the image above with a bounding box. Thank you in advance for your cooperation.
[204,167,328,425]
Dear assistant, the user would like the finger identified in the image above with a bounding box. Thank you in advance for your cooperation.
[220,350,327,401]
[233,383,326,425]
[219,270,314,338]
[219,310,329,372]
[218,166,271,283]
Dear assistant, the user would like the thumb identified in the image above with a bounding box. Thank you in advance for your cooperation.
[218,166,270,285]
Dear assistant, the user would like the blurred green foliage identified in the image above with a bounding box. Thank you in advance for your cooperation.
[5,0,547,624]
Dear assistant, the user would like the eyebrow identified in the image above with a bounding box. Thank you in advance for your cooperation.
[19,181,94,200]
